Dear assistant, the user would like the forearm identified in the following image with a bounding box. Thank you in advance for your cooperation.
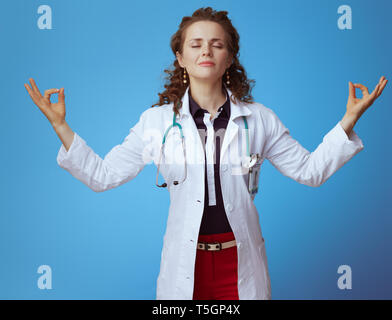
[340,112,360,137]
[53,121,75,152]
[55,124,147,193]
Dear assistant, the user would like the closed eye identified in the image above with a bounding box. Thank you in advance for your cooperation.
[191,46,223,48]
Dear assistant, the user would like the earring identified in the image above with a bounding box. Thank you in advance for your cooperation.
[226,70,230,86]
[183,68,187,86]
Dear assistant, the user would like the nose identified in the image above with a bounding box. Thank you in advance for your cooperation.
[201,44,212,56]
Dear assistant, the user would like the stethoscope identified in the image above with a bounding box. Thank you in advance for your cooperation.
[156,111,188,188]
[156,110,262,193]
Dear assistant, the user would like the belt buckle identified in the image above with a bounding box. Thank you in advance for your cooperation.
[207,242,222,251]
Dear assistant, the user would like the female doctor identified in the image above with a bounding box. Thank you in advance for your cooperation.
[24,7,387,300]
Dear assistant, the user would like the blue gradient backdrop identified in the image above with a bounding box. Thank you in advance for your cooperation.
[0,0,391,299]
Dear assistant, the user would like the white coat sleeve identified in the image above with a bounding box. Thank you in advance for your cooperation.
[56,110,153,192]
[263,108,364,187]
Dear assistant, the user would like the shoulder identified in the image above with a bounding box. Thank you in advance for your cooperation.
[135,103,174,128]
[140,103,173,118]
[243,101,287,136]
[243,100,280,121]
[130,103,174,140]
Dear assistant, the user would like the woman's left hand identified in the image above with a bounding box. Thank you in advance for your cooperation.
[347,76,388,119]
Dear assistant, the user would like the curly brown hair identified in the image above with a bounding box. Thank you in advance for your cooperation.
[151,7,256,115]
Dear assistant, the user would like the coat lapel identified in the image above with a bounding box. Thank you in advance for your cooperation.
[220,87,252,165]
[177,86,204,165]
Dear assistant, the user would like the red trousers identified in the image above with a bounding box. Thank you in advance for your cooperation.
[192,231,239,300]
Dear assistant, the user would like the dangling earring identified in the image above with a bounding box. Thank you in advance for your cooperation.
[183,68,187,86]
[226,70,230,86]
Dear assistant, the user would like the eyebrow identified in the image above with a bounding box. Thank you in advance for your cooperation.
[188,38,224,42]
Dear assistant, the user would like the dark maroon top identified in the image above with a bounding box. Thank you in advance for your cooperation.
[188,88,233,235]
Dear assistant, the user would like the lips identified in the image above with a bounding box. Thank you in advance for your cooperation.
[199,61,215,66]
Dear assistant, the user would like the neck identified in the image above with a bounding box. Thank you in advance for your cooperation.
[188,79,227,115]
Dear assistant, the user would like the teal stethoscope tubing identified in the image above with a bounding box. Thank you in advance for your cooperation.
[155,112,250,188]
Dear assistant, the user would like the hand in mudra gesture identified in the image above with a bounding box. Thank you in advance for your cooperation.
[347,76,388,119]
[24,78,66,127]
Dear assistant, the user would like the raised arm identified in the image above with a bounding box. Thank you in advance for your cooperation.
[24,78,153,192]
[263,76,388,187]
[55,118,151,193]
[263,108,364,187]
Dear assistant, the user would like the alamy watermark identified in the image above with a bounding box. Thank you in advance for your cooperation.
[337,264,352,290]
[37,265,52,290]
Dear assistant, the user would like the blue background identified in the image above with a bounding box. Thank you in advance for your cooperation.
[1,0,391,299]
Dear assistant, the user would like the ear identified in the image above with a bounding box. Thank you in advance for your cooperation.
[176,51,184,68]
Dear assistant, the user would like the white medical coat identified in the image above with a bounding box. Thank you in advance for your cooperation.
[56,86,364,299]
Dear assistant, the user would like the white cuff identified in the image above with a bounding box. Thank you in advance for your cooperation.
[56,132,84,168]
[324,121,364,152]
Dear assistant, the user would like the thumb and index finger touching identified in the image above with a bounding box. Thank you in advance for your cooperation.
[349,81,370,99]
[44,87,65,103]
[349,76,388,100]
[44,88,60,100]
[24,78,65,103]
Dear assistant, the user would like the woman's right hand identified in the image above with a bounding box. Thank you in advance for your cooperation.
[24,78,66,128]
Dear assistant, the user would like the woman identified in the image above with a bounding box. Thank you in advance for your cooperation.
[24,7,387,300]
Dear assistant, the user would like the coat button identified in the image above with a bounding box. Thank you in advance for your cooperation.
[208,171,213,177]
[221,164,228,172]
[226,203,233,211]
